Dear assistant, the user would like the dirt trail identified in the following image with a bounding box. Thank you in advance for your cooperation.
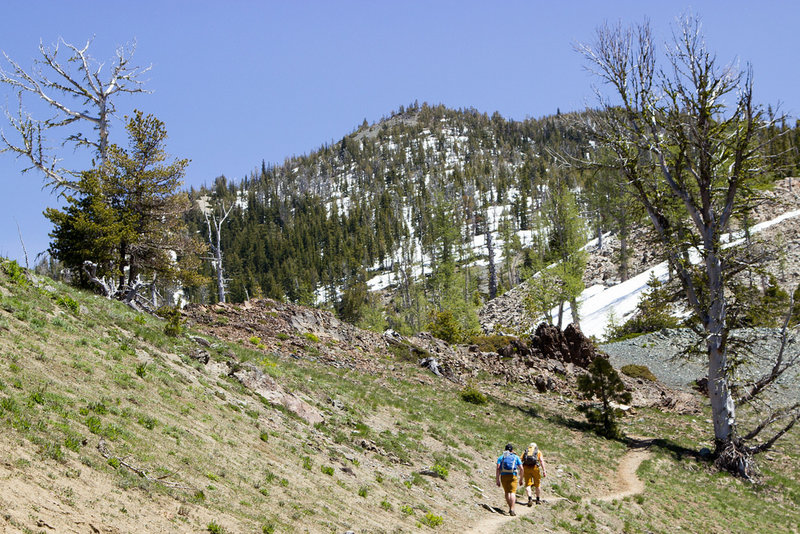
[596,448,651,502]
[465,447,652,534]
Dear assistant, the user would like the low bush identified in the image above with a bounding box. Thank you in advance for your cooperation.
[420,512,443,527]
[55,294,80,313]
[2,259,28,286]
[620,364,657,382]
[427,310,462,344]
[158,306,183,337]
[460,385,488,405]
[430,463,448,480]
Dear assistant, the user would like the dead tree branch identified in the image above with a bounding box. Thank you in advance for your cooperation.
[97,438,194,491]
[0,38,151,191]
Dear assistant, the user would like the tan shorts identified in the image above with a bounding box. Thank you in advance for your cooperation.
[523,465,541,488]
[500,474,518,493]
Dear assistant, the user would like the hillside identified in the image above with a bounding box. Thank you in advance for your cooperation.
[178,104,800,350]
[2,261,800,533]
[481,176,800,338]
[183,103,592,306]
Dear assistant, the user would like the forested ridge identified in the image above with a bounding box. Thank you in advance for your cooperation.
[185,103,592,333]
[184,101,800,335]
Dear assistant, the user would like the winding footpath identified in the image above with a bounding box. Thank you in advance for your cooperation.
[465,447,652,534]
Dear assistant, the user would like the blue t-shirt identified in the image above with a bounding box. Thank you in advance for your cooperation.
[497,452,522,475]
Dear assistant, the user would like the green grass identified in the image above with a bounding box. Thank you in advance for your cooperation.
[0,263,798,534]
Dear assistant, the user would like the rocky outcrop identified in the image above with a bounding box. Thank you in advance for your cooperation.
[185,299,698,416]
[497,322,598,369]
[228,361,324,425]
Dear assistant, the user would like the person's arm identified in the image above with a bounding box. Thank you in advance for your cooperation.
[517,456,524,480]
[540,454,547,477]
[495,462,501,486]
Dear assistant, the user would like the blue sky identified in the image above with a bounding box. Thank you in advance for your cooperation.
[1,0,798,265]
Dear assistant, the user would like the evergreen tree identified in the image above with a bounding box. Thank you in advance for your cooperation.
[46,111,204,305]
[45,171,125,288]
[534,174,587,327]
[577,357,632,438]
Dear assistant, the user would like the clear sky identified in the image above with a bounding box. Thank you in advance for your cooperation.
[1,0,798,265]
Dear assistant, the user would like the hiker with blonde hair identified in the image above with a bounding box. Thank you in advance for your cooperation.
[521,442,547,505]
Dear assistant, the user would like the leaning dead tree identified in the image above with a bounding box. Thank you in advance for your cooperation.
[204,199,233,303]
[0,38,150,190]
[576,15,799,477]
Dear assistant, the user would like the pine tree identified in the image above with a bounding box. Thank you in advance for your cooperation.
[45,111,204,306]
[537,174,587,327]
[577,357,632,438]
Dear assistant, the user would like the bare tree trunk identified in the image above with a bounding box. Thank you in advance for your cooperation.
[204,200,233,303]
[619,234,629,281]
[15,220,28,269]
[596,220,603,249]
[486,224,497,300]
[570,296,580,326]
[705,252,736,447]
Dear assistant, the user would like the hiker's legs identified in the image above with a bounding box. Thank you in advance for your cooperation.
[500,474,518,513]
[523,472,533,501]
[533,466,542,501]
[505,490,516,510]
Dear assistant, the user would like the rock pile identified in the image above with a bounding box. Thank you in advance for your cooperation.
[185,299,699,415]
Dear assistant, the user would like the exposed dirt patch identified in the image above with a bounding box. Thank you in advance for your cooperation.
[0,435,229,534]
[595,448,651,502]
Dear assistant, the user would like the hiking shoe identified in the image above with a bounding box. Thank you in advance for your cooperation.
[509,510,516,516]
[527,499,533,507]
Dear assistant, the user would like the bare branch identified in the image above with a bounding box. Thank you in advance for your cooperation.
[97,438,194,491]
[0,37,151,190]
[744,403,800,453]
[737,289,800,404]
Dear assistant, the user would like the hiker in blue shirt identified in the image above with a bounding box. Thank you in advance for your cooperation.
[495,443,524,516]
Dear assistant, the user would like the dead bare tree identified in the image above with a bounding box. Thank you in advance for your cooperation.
[15,219,29,269]
[576,14,799,477]
[203,199,233,303]
[0,38,150,190]
[485,208,497,300]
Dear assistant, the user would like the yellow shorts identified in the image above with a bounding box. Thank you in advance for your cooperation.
[523,465,541,488]
[500,474,518,493]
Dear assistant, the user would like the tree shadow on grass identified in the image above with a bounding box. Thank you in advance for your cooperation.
[493,397,596,433]
[624,435,705,463]
[517,401,705,461]
[493,397,709,467]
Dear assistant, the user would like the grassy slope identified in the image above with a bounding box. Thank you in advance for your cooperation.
[0,262,798,534]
